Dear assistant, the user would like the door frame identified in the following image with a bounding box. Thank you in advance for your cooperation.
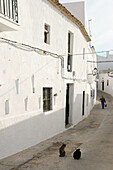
[102,81,104,91]
[65,83,74,126]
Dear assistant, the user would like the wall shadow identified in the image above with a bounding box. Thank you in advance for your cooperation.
[0,108,65,160]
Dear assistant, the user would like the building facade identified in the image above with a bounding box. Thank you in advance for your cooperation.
[0,0,97,159]
[98,51,113,95]
[87,46,97,110]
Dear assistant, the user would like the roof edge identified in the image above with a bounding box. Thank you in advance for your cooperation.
[48,0,91,42]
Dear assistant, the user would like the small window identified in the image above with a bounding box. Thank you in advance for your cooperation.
[67,31,73,72]
[44,24,50,44]
[107,80,109,86]
[43,88,52,112]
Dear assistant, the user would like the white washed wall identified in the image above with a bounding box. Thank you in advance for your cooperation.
[98,51,113,96]
[0,0,96,159]
[98,73,113,96]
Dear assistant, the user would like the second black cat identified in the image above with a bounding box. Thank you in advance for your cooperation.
[73,148,81,160]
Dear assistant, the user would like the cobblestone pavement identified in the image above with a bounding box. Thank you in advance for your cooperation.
[0,91,113,170]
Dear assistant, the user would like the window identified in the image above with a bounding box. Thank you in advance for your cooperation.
[44,24,50,44]
[107,80,109,86]
[43,88,52,112]
[67,32,73,72]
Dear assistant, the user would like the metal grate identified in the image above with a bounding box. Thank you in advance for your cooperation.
[0,0,18,23]
[43,88,52,112]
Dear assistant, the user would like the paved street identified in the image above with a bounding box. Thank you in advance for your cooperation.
[0,90,113,170]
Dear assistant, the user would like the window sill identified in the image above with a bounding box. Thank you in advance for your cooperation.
[44,109,54,115]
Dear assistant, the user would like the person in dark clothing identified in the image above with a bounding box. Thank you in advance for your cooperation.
[100,96,106,109]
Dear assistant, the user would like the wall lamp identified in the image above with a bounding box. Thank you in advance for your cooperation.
[108,72,113,77]
[92,67,98,76]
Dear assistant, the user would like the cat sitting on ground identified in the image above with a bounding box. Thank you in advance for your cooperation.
[73,148,81,160]
[59,144,66,157]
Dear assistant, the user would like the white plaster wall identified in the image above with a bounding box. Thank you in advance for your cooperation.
[98,52,113,96]
[72,81,86,125]
[98,73,113,96]
[87,47,97,110]
[0,0,96,159]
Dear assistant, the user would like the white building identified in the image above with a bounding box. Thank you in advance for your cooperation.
[63,1,88,29]
[87,46,97,110]
[63,1,97,109]
[98,52,113,95]
[0,0,97,159]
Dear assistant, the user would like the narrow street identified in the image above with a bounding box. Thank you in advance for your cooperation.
[0,90,113,170]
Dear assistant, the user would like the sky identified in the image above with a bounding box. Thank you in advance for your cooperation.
[59,0,113,55]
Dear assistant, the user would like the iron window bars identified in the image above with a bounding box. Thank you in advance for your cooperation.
[0,0,18,23]
[43,88,52,112]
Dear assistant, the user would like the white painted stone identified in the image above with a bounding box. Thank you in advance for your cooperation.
[0,0,97,159]
[98,51,113,96]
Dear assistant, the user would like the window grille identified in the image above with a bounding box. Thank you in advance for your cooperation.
[44,24,50,44]
[43,88,52,112]
[0,0,18,23]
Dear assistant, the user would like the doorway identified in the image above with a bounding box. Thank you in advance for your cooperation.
[82,91,85,116]
[102,81,104,91]
[65,84,73,126]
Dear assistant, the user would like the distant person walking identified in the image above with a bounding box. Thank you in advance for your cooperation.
[100,96,106,109]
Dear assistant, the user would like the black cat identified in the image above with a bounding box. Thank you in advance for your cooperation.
[73,148,81,160]
[59,144,66,157]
